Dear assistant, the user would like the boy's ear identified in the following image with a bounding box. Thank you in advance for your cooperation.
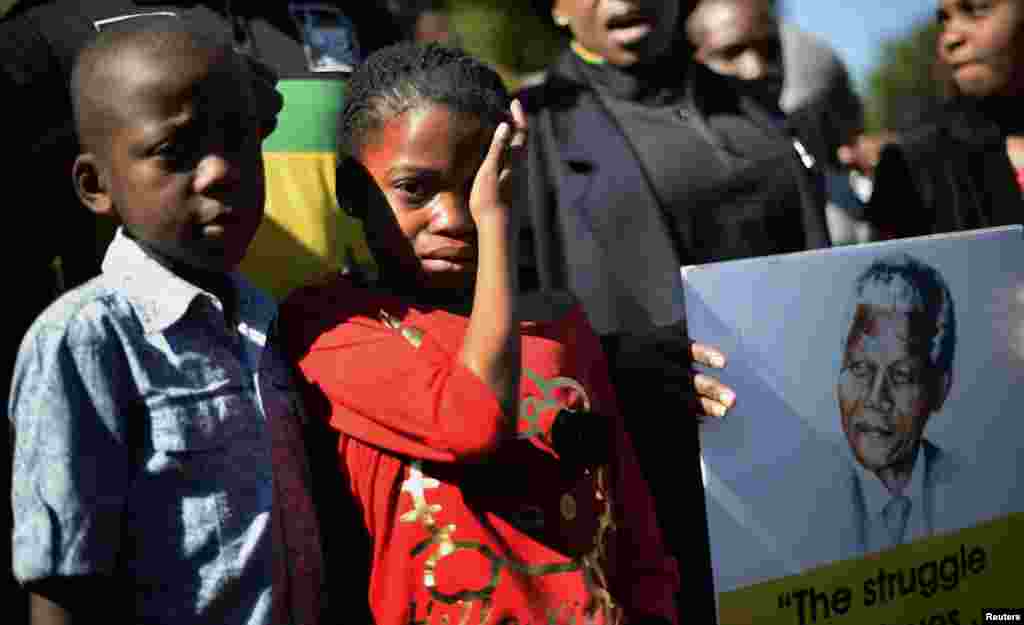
[72,154,114,216]
[336,156,369,221]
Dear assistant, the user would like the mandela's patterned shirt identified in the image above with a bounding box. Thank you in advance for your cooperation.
[282,279,678,625]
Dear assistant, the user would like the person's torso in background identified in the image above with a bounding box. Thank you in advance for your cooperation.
[233,1,381,299]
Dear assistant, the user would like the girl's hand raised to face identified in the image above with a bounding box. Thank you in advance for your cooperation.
[468,99,528,228]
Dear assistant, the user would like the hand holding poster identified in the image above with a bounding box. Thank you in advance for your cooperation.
[683,226,1024,625]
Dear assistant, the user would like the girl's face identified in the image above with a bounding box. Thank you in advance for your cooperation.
[357,103,493,293]
[938,0,1024,98]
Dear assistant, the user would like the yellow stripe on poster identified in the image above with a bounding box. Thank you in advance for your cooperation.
[718,513,1022,625]
[240,151,375,299]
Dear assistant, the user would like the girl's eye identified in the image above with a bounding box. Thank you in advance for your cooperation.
[395,180,429,202]
[154,141,180,157]
[155,142,187,164]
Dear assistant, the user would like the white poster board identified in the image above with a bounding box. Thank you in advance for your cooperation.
[683,226,1024,625]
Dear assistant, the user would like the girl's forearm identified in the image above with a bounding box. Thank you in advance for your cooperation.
[458,216,520,437]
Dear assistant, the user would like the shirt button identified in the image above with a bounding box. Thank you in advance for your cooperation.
[677,109,690,121]
[560,493,577,521]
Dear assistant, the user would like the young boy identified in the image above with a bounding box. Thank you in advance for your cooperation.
[9,19,321,625]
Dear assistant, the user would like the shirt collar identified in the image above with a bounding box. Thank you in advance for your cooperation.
[101,227,276,337]
[572,42,692,107]
[849,442,927,518]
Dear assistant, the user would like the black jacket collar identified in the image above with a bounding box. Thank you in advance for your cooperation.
[943,96,1021,147]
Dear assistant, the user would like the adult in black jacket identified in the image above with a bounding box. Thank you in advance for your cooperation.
[867,0,1024,239]
[517,1,830,623]
[868,100,1024,239]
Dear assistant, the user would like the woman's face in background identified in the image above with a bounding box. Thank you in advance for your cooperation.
[552,0,692,67]
[938,0,1024,98]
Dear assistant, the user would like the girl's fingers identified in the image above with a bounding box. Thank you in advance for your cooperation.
[483,121,511,176]
[482,100,528,187]
[509,99,527,149]
[501,100,528,174]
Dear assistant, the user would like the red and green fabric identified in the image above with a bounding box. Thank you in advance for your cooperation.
[240,78,375,299]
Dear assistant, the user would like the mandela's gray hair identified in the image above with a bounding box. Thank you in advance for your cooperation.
[843,253,956,377]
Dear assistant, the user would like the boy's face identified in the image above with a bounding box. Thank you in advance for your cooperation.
[938,0,1024,98]
[80,45,265,272]
[356,103,492,293]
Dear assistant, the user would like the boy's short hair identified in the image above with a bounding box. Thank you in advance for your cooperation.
[71,18,211,152]
[71,17,281,155]
[338,42,510,159]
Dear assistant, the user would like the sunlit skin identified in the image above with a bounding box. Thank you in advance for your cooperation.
[357,103,496,297]
[838,304,947,494]
[551,0,692,67]
[937,0,1024,98]
[74,44,265,273]
[690,1,782,83]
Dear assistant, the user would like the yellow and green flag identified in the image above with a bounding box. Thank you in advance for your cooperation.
[240,78,374,300]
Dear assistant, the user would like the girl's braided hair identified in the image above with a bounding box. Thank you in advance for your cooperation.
[338,42,509,158]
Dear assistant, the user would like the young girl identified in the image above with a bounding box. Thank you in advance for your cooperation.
[280,43,678,625]
[867,0,1024,238]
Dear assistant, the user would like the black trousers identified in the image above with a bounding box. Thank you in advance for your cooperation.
[603,327,719,625]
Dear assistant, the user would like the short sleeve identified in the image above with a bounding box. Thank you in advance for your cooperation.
[10,320,137,583]
[280,283,507,464]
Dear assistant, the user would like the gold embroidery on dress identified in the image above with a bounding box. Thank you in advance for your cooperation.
[518,368,591,440]
[400,464,442,525]
[517,369,619,623]
[381,309,424,348]
[456,601,475,625]
[477,599,494,625]
[547,603,570,625]
[395,359,623,623]
[580,470,618,624]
